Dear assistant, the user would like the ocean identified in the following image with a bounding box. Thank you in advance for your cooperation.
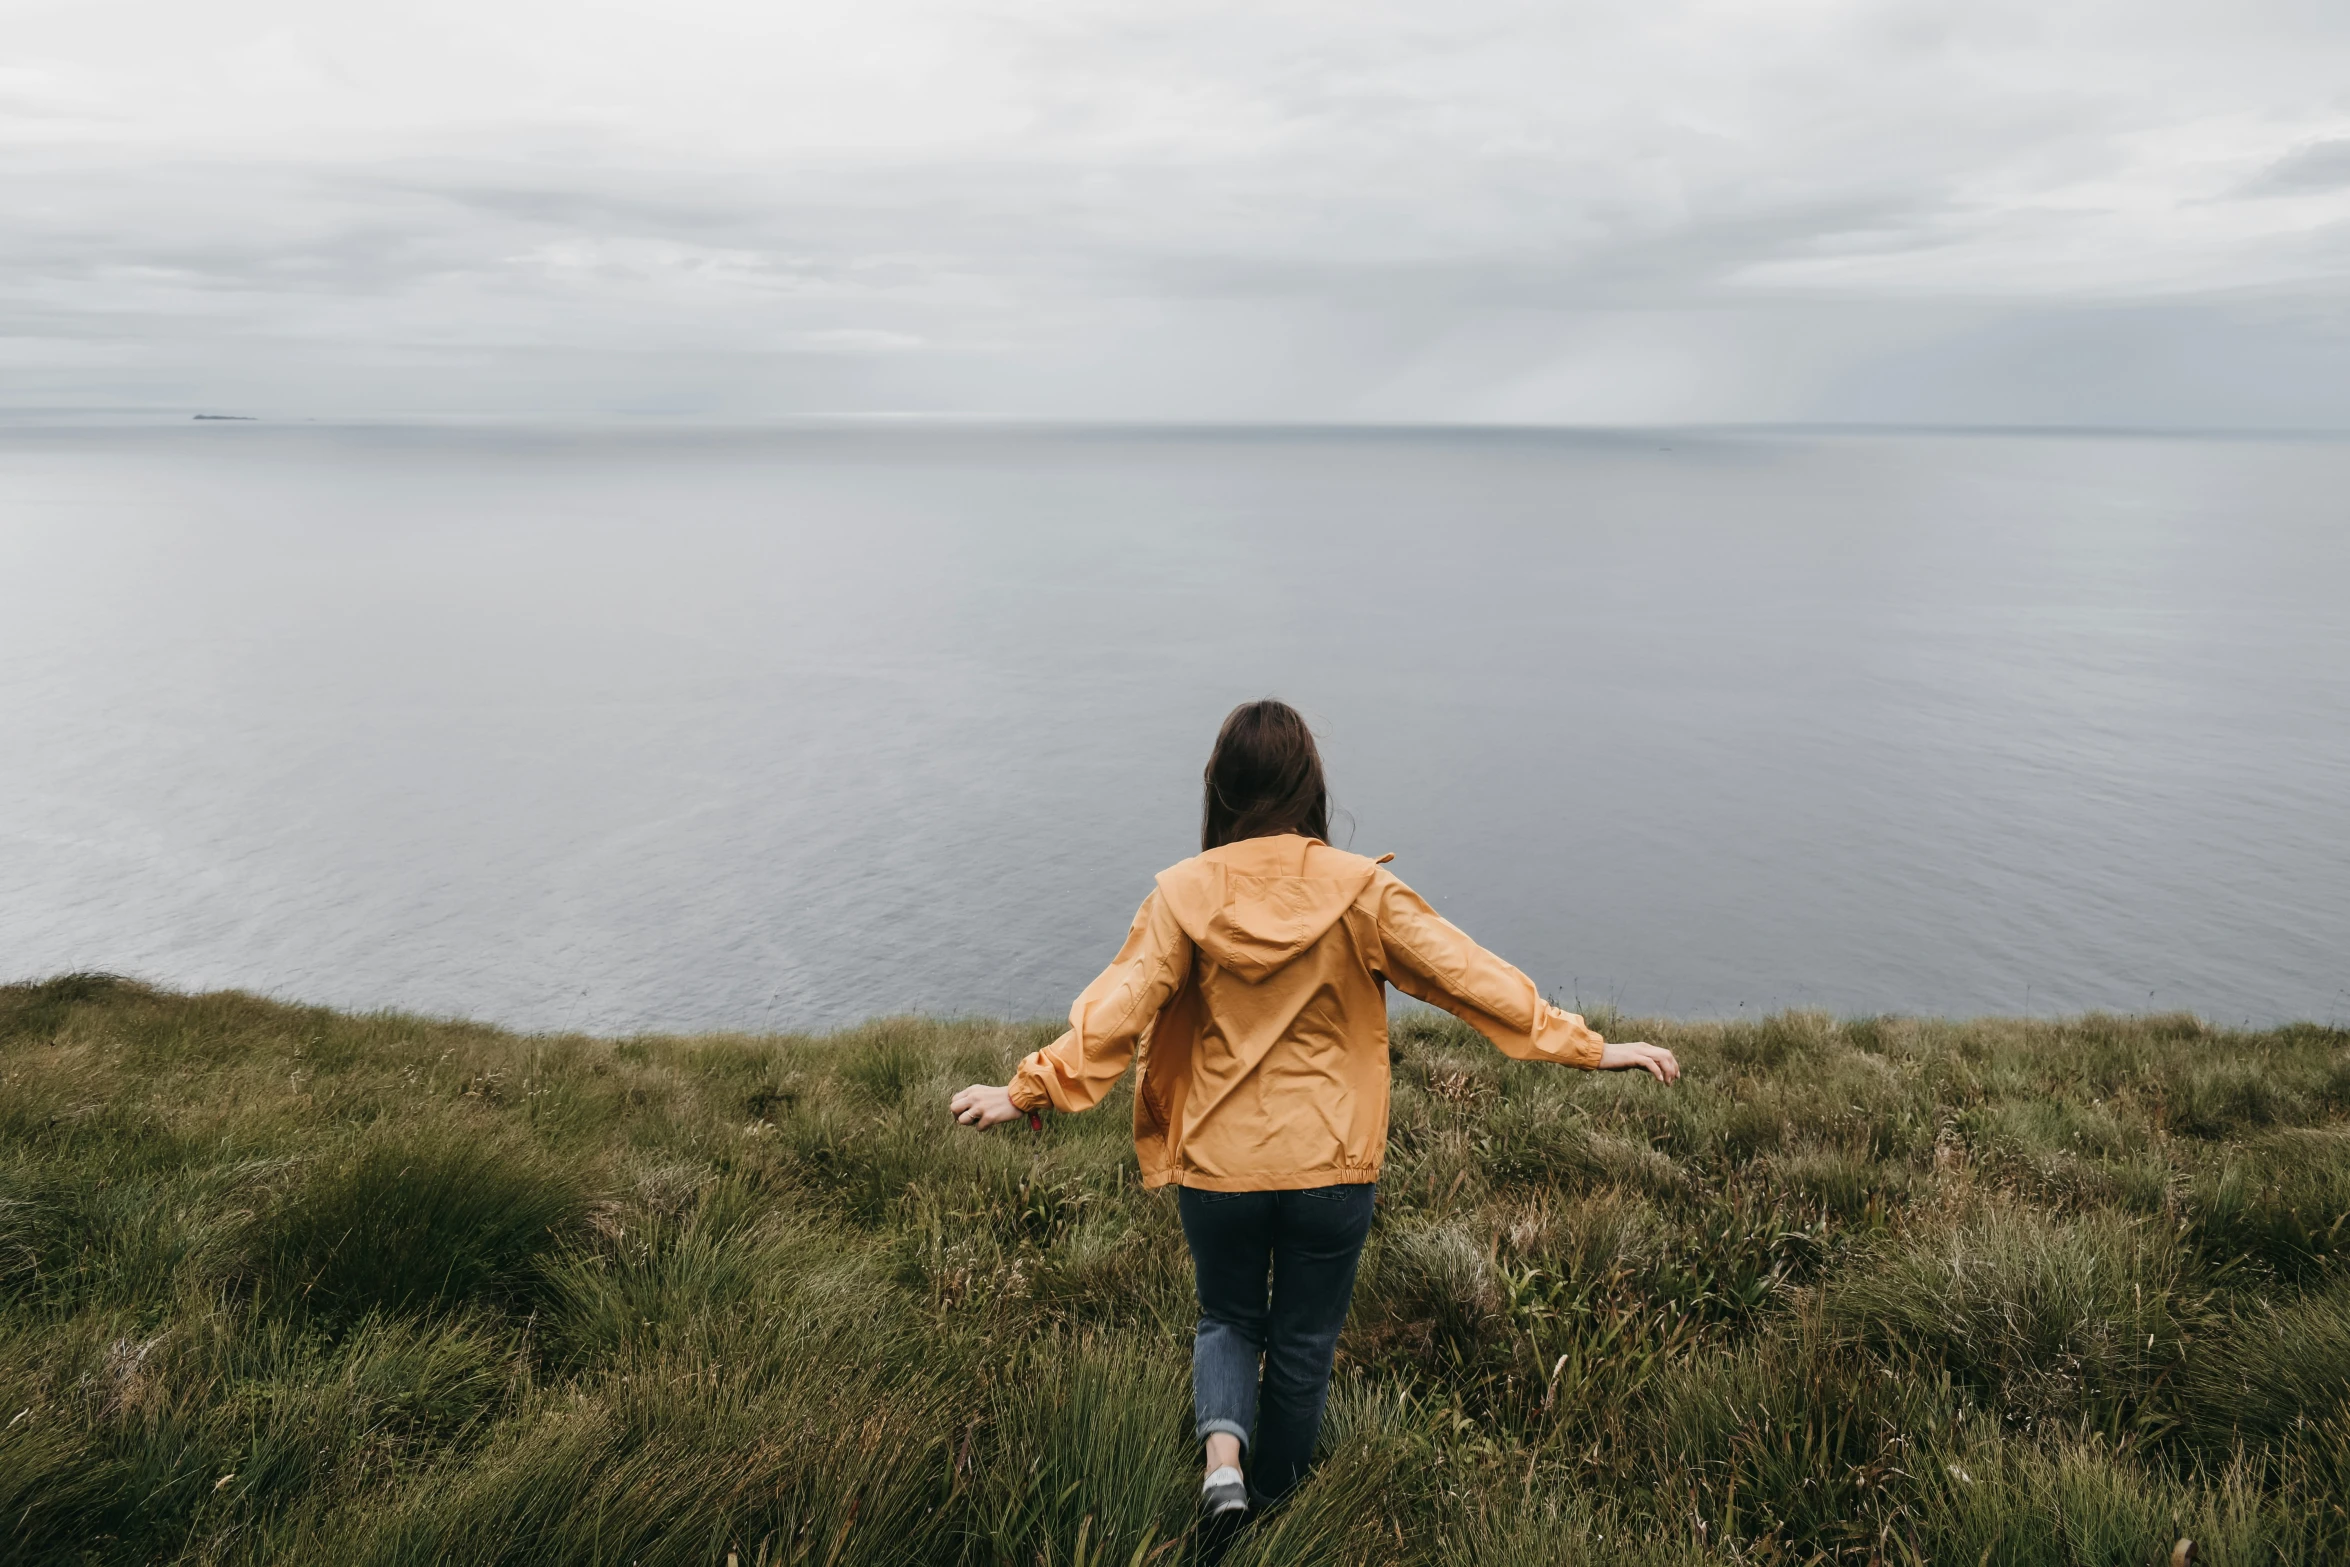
[3,421,2345,1032]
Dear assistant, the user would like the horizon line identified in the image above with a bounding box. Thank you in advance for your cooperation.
[5,407,2349,441]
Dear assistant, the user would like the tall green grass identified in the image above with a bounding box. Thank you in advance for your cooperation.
[3,978,2347,1563]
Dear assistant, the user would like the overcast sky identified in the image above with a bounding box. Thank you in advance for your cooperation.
[6,0,2349,424]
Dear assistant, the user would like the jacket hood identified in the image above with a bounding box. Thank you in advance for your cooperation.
[1155,835,1387,982]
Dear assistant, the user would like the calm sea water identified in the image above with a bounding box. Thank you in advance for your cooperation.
[3,422,2346,1032]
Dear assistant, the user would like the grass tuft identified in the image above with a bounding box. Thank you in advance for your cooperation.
[1827,1206,2191,1430]
[2187,1128,2350,1282]
[249,1126,590,1325]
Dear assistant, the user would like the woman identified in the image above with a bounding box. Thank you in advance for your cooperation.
[949,700,1679,1529]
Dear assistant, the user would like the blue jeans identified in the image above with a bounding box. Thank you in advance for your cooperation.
[1176,1183,1376,1505]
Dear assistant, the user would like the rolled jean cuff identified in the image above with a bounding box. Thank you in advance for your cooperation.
[1196,1417,1250,1449]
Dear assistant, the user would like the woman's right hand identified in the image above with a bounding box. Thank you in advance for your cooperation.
[950,1082,1026,1129]
[1598,1040,1680,1083]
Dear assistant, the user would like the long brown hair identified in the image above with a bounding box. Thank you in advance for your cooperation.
[1201,699,1331,851]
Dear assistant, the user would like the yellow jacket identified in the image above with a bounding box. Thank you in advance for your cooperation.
[1007,834,1607,1191]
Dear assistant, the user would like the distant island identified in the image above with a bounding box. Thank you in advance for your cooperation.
[192,413,256,420]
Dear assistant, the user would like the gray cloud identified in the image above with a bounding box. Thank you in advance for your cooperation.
[2248,138,2350,195]
[4,1,2349,423]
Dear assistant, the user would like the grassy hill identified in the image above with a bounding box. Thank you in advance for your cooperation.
[3,974,2347,1564]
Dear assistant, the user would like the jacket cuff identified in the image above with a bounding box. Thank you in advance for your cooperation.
[1005,1067,1049,1113]
[1548,1008,1607,1069]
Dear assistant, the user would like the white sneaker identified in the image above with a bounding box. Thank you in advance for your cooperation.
[1201,1465,1248,1518]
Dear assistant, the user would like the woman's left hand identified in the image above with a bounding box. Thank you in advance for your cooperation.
[950,1083,1025,1129]
[1597,1040,1681,1083]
